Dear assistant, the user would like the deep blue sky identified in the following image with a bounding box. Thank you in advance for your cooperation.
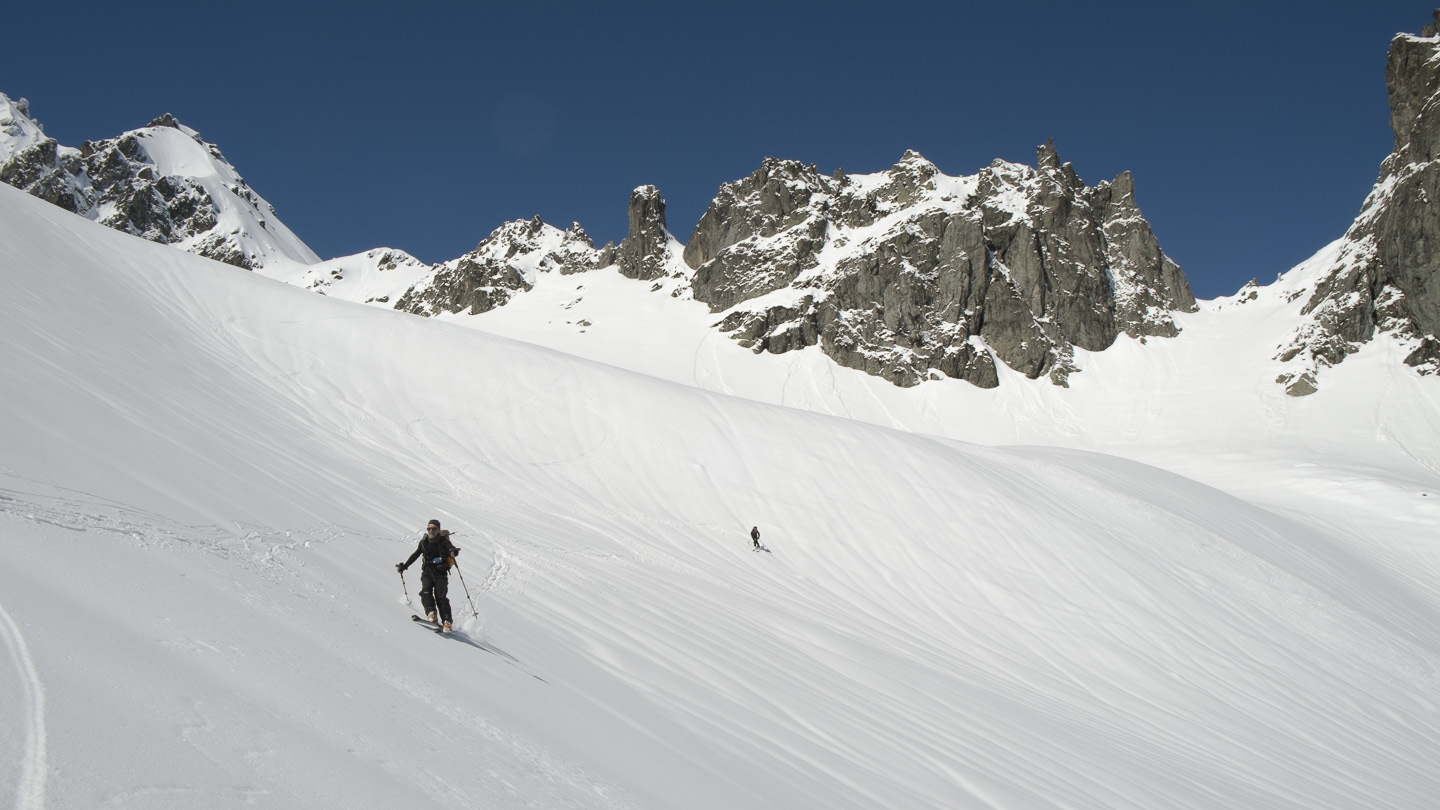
[2,1,1426,298]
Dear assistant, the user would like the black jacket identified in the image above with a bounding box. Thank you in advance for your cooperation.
[402,531,459,574]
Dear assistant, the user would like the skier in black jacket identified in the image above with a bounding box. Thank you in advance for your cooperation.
[397,519,461,632]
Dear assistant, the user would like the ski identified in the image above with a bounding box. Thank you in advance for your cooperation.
[411,614,445,633]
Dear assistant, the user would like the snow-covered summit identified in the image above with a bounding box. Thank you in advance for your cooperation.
[0,93,46,161]
[394,215,612,317]
[0,92,318,269]
[257,246,435,306]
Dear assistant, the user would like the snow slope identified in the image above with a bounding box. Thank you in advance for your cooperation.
[257,247,435,306]
[460,240,1440,604]
[1,181,1437,809]
[126,122,320,267]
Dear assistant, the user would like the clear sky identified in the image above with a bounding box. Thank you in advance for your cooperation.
[1,0,1427,299]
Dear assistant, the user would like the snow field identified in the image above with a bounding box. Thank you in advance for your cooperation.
[1,182,1438,808]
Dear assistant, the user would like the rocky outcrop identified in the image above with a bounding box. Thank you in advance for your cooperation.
[617,185,673,281]
[690,146,1196,387]
[1276,13,1440,392]
[687,158,830,311]
[395,216,604,316]
[0,92,316,270]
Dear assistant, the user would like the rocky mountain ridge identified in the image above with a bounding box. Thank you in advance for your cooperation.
[1272,12,1440,394]
[10,7,1440,397]
[385,145,1196,389]
[0,89,1199,390]
[0,93,316,269]
[395,216,611,317]
[680,145,1196,387]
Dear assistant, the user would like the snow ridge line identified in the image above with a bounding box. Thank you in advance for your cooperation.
[0,600,46,810]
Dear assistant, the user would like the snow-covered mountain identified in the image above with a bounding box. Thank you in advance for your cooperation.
[4,172,1439,810]
[346,146,1196,390]
[315,13,1439,398]
[0,93,317,269]
[5,87,1203,392]
[5,12,1440,408]
[3,14,1440,810]
[394,216,613,316]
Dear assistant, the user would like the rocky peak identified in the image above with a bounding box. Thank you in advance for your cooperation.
[1035,139,1084,193]
[617,185,674,281]
[694,145,1195,388]
[1275,15,1440,393]
[1037,139,1062,172]
[394,215,605,317]
[1387,21,1440,156]
[0,94,316,269]
[683,158,829,270]
[0,92,89,215]
[0,93,45,160]
[879,150,940,206]
[147,113,182,130]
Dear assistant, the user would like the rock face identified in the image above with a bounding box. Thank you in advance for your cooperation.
[617,185,674,281]
[1276,14,1440,393]
[691,146,1195,387]
[396,217,604,316]
[0,93,316,270]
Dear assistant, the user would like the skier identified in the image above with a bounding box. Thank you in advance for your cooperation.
[751,526,761,551]
[397,519,461,633]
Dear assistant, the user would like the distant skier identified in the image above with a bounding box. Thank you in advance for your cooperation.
[397,519,461,633]
[751,526,761,551]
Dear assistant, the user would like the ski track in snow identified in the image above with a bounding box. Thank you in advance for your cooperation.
[0,479,636,809]
[0,598,47,810]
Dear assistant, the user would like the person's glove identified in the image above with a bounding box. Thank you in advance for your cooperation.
[395,563,405,573]
[452,547,460,558]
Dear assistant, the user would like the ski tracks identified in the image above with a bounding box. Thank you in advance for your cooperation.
[0,600,47,810]
[480,548,513,596]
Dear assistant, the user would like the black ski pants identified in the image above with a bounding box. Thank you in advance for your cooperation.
[419,568,452,623]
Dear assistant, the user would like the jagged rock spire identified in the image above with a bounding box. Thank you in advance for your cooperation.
[617,185,672,281]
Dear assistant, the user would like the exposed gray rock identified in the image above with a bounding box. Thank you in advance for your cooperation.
[687,158,830,308]
[0,136,90,213]
[688,144,1195,388]
[1277,18,1440,389]
[396,215,602,316]
[76,131,243,264]
[1276,371,1319,397]
[684,157,829,269]
[617,185,672,281]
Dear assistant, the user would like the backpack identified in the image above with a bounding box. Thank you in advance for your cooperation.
[421,536,453,570]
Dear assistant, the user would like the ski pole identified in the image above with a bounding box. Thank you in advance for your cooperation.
[399,568,410,604]
[452,559,479,619]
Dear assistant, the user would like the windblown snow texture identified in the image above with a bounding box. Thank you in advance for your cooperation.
[1,174,1438,809]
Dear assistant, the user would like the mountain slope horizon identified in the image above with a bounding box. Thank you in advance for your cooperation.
[2,176,1437,809]
[7,7,1440,399]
